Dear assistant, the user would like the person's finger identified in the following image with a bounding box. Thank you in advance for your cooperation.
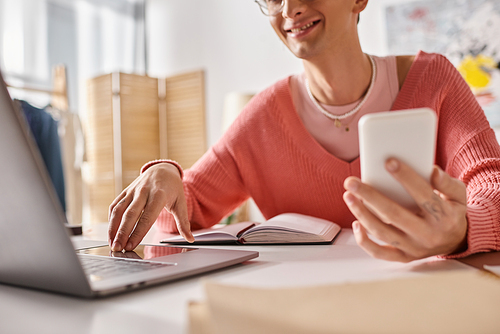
[111,195,148,251]
[387,161,467,227]
[343,191,407,249]
[430,166,467,204]
[352,221,413,263]
[125,196,169,251]
[384,159,444,223]
[108,190,127,221]
[384,158,436,209]
[344,176,420,236]
[108,194,133,245]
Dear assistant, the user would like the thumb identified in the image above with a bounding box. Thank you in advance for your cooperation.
[431,166,467,204]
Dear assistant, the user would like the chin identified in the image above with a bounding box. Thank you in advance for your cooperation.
[288,46,317,60]
[283,38,322,60]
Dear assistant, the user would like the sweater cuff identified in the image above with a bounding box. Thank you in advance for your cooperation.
[442,204,500,259]
[140,159,184,180]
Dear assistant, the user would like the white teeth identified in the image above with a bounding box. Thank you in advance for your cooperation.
[290,21,315,33]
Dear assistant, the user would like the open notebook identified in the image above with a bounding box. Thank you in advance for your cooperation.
[162,213,341,245]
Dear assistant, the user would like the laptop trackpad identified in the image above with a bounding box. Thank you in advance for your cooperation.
[77,244,197,261]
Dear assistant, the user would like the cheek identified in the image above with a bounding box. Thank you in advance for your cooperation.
[270,18,291,47]
[269,17,283,36]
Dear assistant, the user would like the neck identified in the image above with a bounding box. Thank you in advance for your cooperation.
[303,47,372,106]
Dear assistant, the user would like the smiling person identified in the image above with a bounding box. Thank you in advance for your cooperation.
[108,0,500,262]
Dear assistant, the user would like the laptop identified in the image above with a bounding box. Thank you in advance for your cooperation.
[0,71,258,298]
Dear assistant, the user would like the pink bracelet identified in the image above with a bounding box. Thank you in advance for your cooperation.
[140,159,184,180]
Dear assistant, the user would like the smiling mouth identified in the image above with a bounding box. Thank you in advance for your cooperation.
[286,20,320,34]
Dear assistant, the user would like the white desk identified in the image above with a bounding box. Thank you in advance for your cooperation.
[0,226,475,334]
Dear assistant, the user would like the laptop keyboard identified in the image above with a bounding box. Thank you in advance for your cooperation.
[78,255,174,280]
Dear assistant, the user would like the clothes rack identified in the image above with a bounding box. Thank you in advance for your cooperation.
[5,64,69,111]
[5,65,83,235]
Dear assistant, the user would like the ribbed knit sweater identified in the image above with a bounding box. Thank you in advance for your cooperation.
[153,51,500,258]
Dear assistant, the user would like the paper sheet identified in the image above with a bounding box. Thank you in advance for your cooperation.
[484,265,500,276]
[189,271,500,334]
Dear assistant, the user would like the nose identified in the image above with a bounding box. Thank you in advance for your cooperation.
[281,0,307,19]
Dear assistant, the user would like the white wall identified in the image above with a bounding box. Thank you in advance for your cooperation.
[146,0,203,77]
[146,0,302,146]
[146,0,410,146]
[1,0,49,81]
[358,0,427,56]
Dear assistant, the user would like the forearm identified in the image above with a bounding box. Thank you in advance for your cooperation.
[443,133,500,258]
[151,149,250,234]
[443,194,500,259]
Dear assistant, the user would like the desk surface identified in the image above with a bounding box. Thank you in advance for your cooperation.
[0,224,496,334]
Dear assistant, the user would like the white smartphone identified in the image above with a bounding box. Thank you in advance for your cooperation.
[358,108,437,211]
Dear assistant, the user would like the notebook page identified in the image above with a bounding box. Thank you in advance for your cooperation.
[249,213,332,235]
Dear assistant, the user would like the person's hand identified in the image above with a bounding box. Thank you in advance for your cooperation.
[108,163,194,252]
[343,158,468,262]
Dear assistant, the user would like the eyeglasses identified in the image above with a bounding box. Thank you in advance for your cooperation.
[255,0,317,17]
[255,0,361,22]
[254,0,285,16]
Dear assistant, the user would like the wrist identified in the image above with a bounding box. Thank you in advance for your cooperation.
[141,159,184,179]
[447,216,469,256]
[450,234,468,255]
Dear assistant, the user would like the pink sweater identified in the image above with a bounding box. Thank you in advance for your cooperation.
[153,51,500,258]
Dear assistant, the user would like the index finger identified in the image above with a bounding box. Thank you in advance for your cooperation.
[125,195,174,250]
[111,195,149,251]
[344,176,420,235]
[108,194,130,245]
[385,158,440,213]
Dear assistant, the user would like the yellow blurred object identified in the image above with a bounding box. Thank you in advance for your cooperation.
[457,54,497,93]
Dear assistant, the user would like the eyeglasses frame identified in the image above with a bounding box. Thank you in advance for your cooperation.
[254,0,285,16]
[254,0,361,23]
